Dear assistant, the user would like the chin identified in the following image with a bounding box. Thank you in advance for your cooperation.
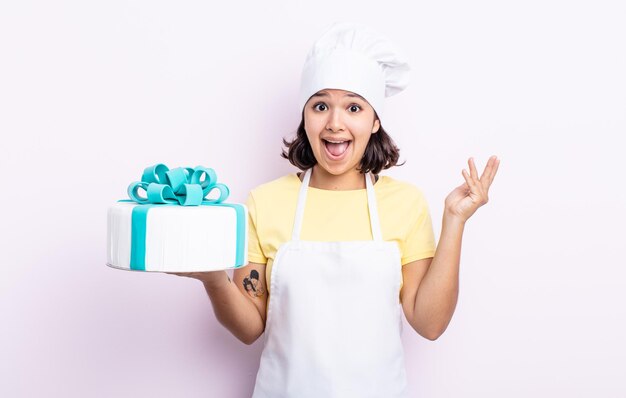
[317,162,359,176]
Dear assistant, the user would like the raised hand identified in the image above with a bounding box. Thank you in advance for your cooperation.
[444,155,500,223]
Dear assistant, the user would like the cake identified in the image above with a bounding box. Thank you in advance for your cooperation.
[107,164,248,272]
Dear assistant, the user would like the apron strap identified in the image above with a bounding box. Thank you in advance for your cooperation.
[365,169,383,242]
[291,168,383,242]
[291,168,312,241]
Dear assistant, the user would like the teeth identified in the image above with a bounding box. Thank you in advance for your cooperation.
[324,139,349,144]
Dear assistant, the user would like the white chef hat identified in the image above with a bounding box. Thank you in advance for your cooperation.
[297,21,411,122]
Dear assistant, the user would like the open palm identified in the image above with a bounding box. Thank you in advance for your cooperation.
[445,156,500,222]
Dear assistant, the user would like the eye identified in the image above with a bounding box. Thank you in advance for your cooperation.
[348,104,362,113]
[313,102,328,111]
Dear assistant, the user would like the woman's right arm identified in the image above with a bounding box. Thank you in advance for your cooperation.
[172,261,268,345]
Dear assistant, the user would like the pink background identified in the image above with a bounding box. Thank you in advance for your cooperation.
[2,1,625,397]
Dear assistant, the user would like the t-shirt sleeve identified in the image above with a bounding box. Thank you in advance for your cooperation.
[246,192,268,264]
[401,189,437,265]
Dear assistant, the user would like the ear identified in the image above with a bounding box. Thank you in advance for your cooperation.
[372,118,381,134]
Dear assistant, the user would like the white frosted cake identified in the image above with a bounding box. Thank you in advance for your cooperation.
[106,164,248,272]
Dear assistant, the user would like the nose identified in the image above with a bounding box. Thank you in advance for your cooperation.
[325,107,345,132]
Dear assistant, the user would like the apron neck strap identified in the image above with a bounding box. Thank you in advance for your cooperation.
[291,168,383,242]
[364,168,383,242]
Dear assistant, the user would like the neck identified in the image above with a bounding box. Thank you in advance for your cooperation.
[304,165,375,190]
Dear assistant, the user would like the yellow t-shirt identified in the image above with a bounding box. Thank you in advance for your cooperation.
[246,172,436,294]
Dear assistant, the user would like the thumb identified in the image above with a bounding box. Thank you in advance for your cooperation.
[453,181,469,193]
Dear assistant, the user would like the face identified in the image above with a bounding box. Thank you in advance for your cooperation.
[303,89,380,178]
[243,278,253,292]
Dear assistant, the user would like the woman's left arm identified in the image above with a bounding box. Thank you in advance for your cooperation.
[401,156,500,340]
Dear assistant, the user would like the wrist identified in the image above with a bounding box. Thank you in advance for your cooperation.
[442,211,467,228]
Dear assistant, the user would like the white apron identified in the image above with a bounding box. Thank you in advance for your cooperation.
[251,168,408,398]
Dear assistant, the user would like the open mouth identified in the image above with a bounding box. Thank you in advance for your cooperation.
[322,138,352,160]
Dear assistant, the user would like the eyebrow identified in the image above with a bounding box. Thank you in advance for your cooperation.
[312,92,366,101]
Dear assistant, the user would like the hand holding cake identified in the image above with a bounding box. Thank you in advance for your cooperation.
[166,270,230,286]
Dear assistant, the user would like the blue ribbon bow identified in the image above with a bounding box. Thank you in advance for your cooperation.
[127,164,230,206]
[119,163,245,271]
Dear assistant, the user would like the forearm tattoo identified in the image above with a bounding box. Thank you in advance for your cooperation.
[242,269,265,298]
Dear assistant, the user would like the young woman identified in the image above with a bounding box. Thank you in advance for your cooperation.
[173,22,500,397]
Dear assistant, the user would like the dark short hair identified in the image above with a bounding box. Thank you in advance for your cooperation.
[250,269,259,280]
[280,114,405,175]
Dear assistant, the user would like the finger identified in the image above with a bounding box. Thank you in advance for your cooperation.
[468,157,479,180]
[479,156,497,189]
[485,156,500,187]
[462,169,478,192]
[490,157,500,182]
[479,156,495,182]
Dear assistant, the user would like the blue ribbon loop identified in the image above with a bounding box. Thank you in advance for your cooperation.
[127,164,230,206]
